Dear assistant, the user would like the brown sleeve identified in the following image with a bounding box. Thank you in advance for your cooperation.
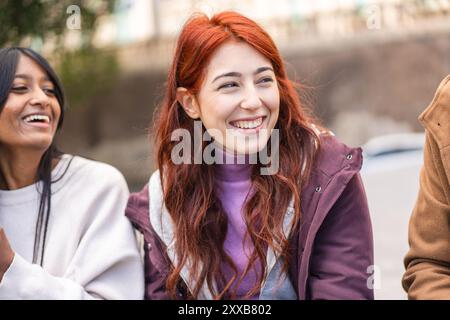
[402,132,450,299]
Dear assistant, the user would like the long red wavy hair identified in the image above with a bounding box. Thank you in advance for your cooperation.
[154,11,320,299]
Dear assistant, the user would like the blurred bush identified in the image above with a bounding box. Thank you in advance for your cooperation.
[56,47,119,109]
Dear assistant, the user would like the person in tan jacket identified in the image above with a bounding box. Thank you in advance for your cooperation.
[402,75,450,299]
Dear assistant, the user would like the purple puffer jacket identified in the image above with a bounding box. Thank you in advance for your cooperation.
[126,134,374,300]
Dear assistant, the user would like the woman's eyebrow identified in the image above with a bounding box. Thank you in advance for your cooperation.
[14,74,31,80]
[212,66,274,83]
[212,71,241,83]
[254,66,274,75]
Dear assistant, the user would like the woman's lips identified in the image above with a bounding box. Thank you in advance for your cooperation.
[228,116,267,134]
[22,114,52,129]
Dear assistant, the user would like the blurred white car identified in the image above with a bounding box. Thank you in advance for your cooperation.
[362,132,425,173]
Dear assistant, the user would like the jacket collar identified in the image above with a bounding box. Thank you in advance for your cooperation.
[148,170,216,299]
[419,75,450,148]
[419,75,450,183]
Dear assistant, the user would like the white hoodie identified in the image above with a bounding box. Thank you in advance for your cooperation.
[0,155,144,299]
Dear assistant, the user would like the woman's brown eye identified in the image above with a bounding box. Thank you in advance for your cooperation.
[259,77,273,84]
[11,86,27,92]
[44,88,56,95]
[218,82,238,90]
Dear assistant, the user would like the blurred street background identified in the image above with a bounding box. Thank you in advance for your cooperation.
[2,0,449,299]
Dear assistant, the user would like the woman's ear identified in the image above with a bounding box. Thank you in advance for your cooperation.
[176,87,200,119]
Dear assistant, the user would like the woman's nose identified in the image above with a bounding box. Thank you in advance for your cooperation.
[29,87,51,107]
[240,86,262,110]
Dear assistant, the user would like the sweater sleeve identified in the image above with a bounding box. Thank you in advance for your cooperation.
[0,253,96,299]
[307,173,374,300]
[0,166,145,300]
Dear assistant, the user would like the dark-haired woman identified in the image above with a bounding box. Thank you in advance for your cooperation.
[126,12,374,300]
[0,47,144,299]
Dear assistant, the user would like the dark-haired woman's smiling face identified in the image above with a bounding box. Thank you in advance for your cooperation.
[0,54,61,152]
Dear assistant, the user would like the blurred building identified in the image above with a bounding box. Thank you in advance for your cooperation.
[93,0,449,47]
[87,0,450,73]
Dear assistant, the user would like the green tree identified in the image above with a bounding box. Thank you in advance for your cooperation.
[0,0,115,47]
[0,0,119,110]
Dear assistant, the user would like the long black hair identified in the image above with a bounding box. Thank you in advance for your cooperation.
[0,47,66,265]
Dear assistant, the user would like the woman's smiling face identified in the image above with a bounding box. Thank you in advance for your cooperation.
[0,54,61,153]
[180,40,280,155]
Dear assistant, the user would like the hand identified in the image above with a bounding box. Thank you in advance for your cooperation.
[0,228,15,282]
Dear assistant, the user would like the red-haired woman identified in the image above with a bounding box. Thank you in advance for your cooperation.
[126,11,374,300]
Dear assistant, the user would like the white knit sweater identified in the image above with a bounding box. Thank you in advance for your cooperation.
[0,155,144,299]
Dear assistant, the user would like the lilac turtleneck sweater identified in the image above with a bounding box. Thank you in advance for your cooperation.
[214,148,261,299]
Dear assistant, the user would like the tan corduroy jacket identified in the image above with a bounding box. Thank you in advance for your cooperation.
[402,75,450,299]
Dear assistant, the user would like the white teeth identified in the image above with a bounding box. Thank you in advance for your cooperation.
[24,114,50,123]
[232,117,263,129]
